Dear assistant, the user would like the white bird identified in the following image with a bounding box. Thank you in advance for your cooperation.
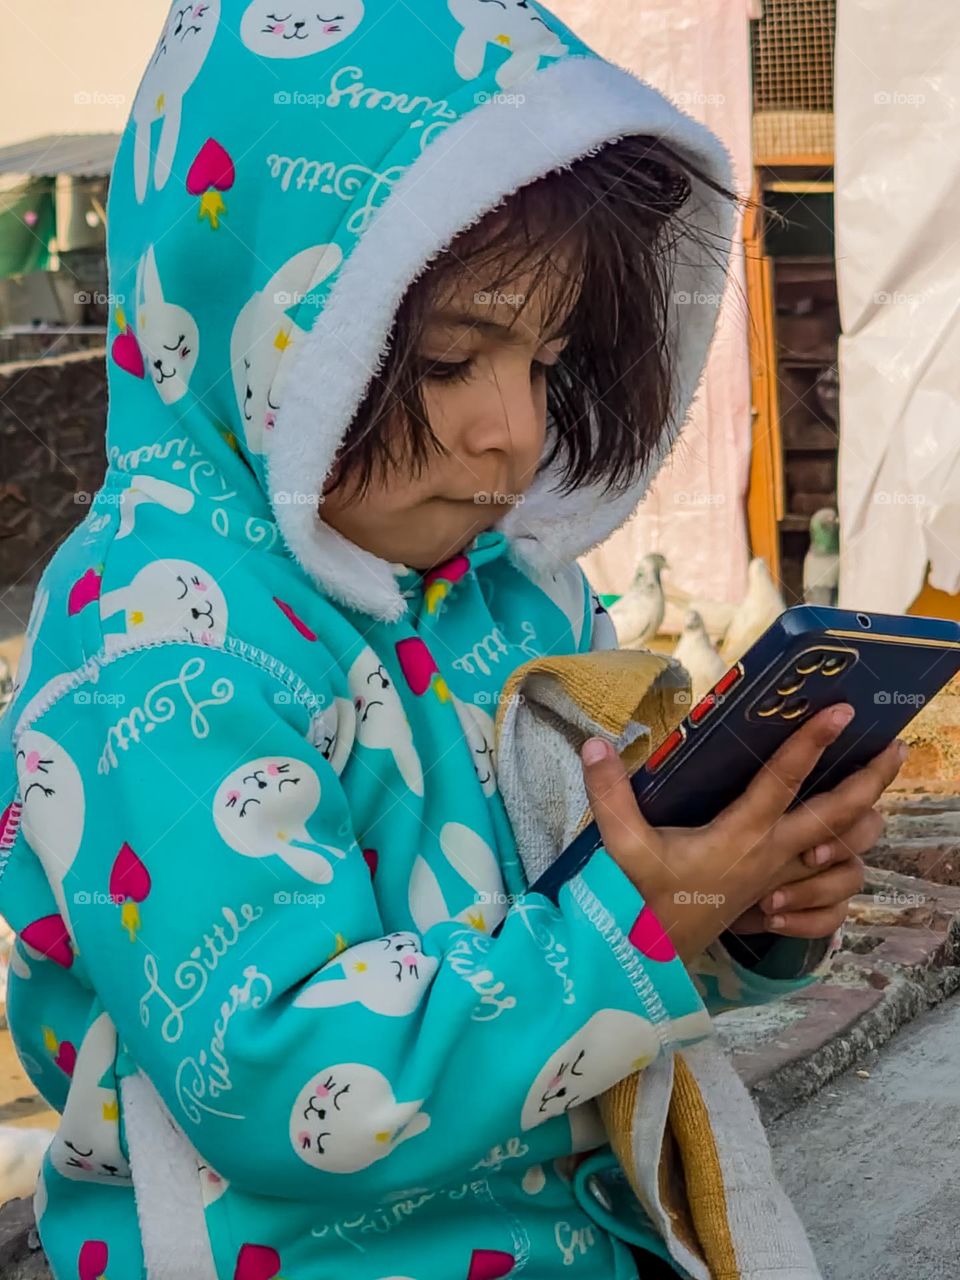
[0,1126,51,1205]
[662,580,737,643]
[609,553,667,648]
[673,610,727,704]
[721,557,786,663]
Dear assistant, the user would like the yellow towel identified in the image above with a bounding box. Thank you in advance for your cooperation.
[494,649,823,1280]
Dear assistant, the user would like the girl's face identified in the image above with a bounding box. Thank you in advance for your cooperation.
[321,259,575,571]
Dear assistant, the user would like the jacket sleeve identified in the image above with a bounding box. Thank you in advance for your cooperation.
[15,641,711,1206]
[583,579,840,1014]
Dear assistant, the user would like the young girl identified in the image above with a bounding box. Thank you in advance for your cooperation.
[0,3,897,1277]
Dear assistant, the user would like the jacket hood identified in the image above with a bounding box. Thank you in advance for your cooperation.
[105,0,734,622]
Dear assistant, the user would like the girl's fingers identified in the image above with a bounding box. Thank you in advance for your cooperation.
[759,857,864,917]
[776,739,905,855]
[580,738,662,865]
[801,808,886,870]
[714,704,854,847]
[763,903,850,939]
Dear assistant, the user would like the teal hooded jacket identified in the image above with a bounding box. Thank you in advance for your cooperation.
[0,4,831,1278]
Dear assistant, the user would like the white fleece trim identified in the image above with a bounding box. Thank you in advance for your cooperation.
[121,1073,218,1280]
[269,53,735,622]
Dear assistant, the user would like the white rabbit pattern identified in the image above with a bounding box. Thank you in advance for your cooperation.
[408,821,506,935]
[294,932,439,1016]
[230,244,343,454]
[48,1013,131,1184]
[240,1,365,58]
[290,1062,430,1173]
[134,246,200,405]
[347,647,424,797]
[99,558,228,652]
[213,755,348,883]
[448,0,568,91]
[15,730,85,943]
[133,2,221,203]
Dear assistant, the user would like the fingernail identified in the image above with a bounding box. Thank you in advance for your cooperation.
[770,891,786,911]
[813,843,832,865]
[897,740,909,764]
[831,705,855,729]
[582,738,610,765]
[769,915,785,930]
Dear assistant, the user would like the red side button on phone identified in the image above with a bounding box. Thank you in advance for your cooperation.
[690,693,716,724]
[646,727,685,773]
[713,665,742,698]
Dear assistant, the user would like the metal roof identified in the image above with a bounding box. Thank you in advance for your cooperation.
[0,134,120,180]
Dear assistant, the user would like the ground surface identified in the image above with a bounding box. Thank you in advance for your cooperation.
[770,991,960,1280]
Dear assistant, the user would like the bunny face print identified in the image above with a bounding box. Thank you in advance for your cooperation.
[133,2,221,202]
[99,559,228,651]
[347,648,424,797]
[294,932,439,1017]
[520,1009,661,1131]
[213,756,347,884]
[290,1062,430,1173]
[448,0,568,91]
[135,247,200,405]
[230,245,342,454]
[15,730,85,941]
[49,1013,131,1185]
[240,2,365,58]
[450,696,497,797]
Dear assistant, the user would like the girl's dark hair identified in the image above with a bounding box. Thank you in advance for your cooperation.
[328,133,739,500]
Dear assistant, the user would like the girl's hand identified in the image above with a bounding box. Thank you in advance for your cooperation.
[580,705,905,964]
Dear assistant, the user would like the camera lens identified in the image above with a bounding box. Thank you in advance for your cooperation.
[781,696,811,720]
[776,673,805,696]
[796,651,826,675]
[821,653,848,676]
[755,693,784,717]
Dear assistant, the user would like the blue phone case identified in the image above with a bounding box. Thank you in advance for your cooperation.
[528,605,960,904]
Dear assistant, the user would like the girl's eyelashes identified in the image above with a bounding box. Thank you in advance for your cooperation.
[416,352,561,384]
[417,357,475,384]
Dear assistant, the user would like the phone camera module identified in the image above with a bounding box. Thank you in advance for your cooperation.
[821,653,849,676]
[781,696,811,721]
[776,673,805,696]
[796,651,826,675]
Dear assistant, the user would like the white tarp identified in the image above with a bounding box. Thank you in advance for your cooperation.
[835,0,960,610]
[553,0,757,624]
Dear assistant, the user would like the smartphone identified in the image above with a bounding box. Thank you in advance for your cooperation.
[527,605,960,904]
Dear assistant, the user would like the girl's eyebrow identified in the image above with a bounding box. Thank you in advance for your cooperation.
[427,308,570,345]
